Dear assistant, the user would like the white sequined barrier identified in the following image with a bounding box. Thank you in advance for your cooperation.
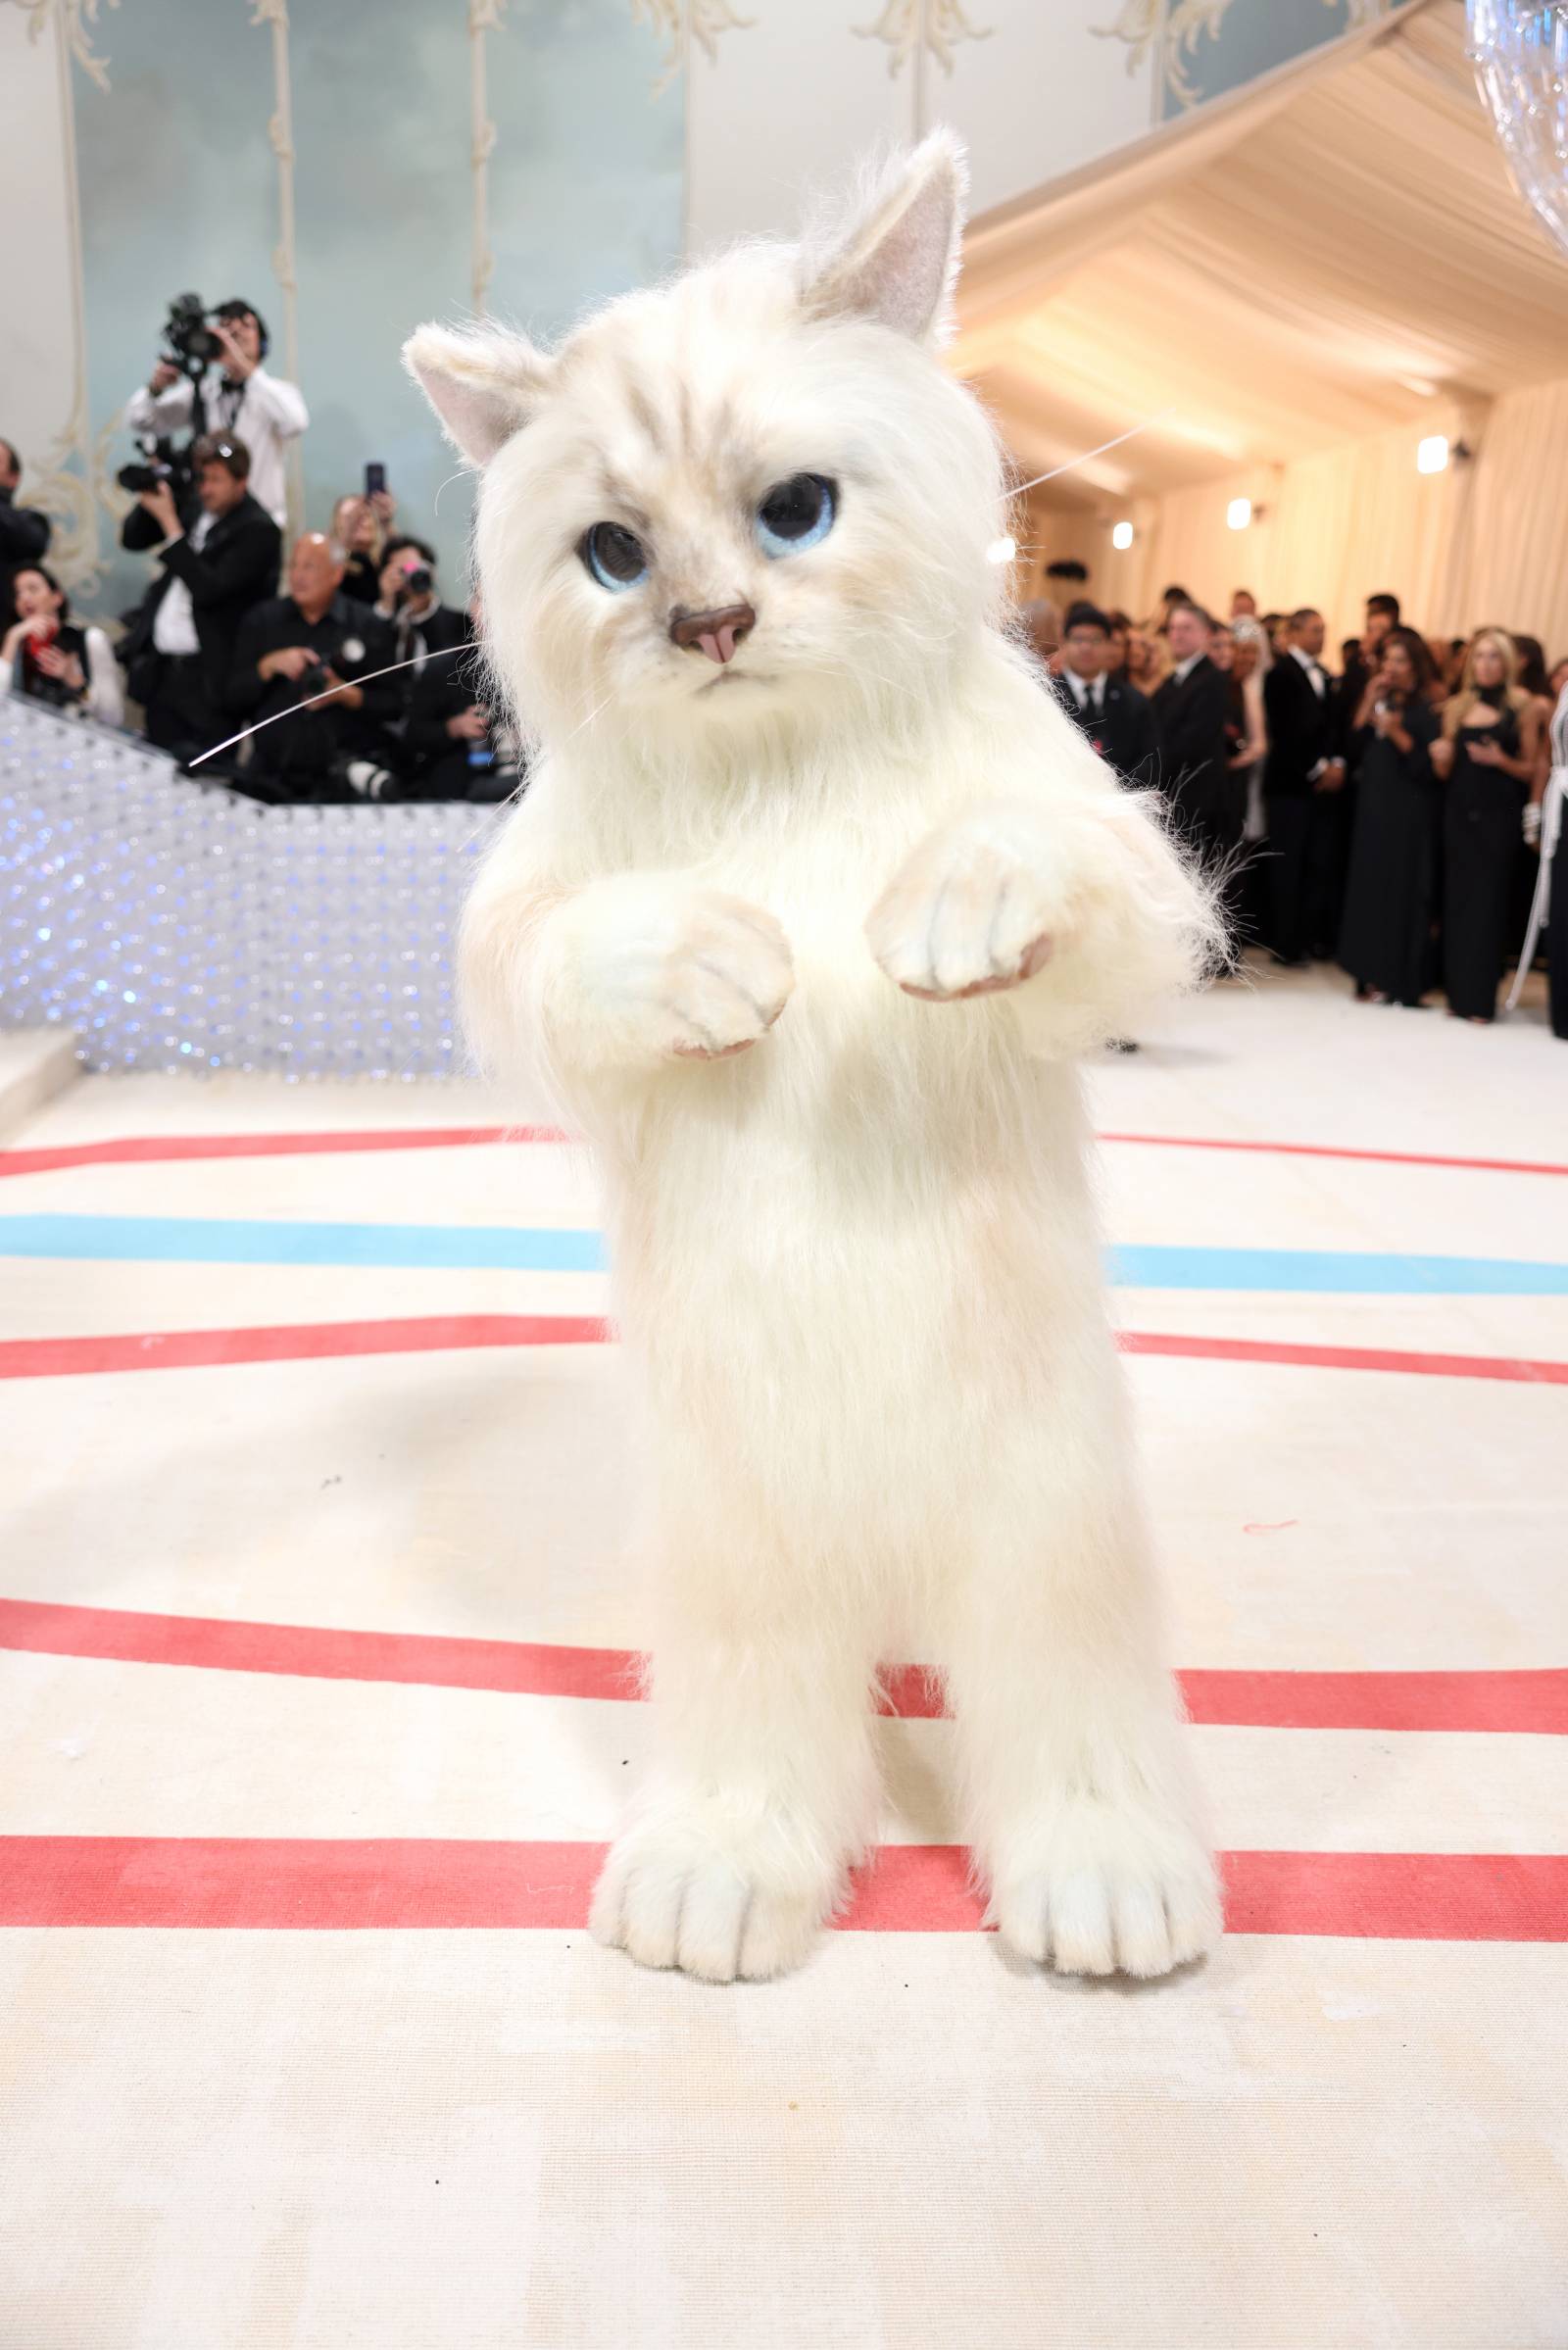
[0,702,504,1077]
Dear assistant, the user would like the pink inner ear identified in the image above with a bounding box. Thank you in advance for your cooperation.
[415,367,522,469]
[842,189,954,341]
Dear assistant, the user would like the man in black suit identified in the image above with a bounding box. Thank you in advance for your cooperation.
[0,438,51,569]
[1152,599,1237,868]
[119,434,280,764]
[1053,601,1161,786]
[1261,608,1347,967]
[228,531,399,802]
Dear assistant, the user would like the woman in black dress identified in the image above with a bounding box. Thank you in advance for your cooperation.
[1432,630,1543,1024]
[1339,627,1440,1005]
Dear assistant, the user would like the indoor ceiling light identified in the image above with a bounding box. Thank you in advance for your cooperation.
[1416,435,1450,473]
[1226,497,1251,531]
[1111,520,1134,550]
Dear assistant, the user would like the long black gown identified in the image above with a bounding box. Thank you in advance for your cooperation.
[1338,698,1441,1005]
[1443,702,1525,1022]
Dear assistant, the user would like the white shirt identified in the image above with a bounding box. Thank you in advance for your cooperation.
[1290,643,1327,700]
[1061,664,1103,716]
[125,365,307,528]
[152,510,216,656]
[1172,651,1204,686]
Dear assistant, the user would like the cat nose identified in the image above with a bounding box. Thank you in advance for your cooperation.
[669,602,756,664]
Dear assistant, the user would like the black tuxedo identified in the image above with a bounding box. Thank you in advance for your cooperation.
[121,492,281,759]
[1152,654,1239,859]
[1054,669,1162,787]
[1263,650,1347,963]
[1263,652,1337,797]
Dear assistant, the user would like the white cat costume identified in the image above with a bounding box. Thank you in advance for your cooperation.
[406,135,1225,1983]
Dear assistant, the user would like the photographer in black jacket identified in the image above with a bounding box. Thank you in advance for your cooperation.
[404,592,520,802]
[120,434,281,764]
[0,439,51,569]
[227,530,398,802]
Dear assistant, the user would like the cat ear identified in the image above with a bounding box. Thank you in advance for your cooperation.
[402,322,554,468]
[801,130,967,345]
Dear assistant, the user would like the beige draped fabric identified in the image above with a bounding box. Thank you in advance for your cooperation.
[956,0,1568,653]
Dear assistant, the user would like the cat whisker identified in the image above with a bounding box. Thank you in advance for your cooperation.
[187,643,470,770]
[1005,409,1176,502]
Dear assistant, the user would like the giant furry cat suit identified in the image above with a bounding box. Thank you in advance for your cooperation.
[406,133,1224,1983]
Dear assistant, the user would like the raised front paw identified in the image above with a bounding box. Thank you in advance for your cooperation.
[561,877,794,1065]
[987,1799,1221,1980]
[865,815,1056,1002]
[590,1815,837,1983]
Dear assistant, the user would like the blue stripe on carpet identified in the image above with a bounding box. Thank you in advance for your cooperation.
[0,1215,606,1274]
[3,1217,1568,1294]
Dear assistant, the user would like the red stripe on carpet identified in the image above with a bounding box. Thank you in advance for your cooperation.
[1117,1331,1568,1386]
[4,1127,1560,1181]
[0,1126,562,1179]
[1,1837,1563,1939]
[1099,1132,1568,1179]
[0,1314,611,1379]
[5,1598,1563,1736]
[2,1318,1562,1385]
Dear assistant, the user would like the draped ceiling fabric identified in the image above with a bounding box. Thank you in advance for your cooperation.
[956,0,1568,650]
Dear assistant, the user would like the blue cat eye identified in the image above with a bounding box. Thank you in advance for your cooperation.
[755,474,836,560]
[580,520,649,593]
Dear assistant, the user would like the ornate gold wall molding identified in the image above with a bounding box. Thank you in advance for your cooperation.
[856,0,993,140]
[6,0,118,92]
[1096,0,1393,115]
[632,0,753,102]
[3,0,121,593]
[249,0,303,537]
[469,0,505,315]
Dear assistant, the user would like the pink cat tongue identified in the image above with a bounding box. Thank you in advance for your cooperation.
[699,624,738,664]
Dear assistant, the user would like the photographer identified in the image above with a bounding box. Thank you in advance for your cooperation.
[118,434,281,765]
[0,439,51,567]
[374,537,468,673]
[227,530,398,803]
[124,299,306,532]
[405,590,522,803]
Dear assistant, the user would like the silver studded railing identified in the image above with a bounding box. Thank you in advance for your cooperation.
[0,702,504,1077]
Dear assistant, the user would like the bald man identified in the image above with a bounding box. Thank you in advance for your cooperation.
[227,530,399,801]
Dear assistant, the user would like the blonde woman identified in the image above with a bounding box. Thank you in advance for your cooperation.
[1431,627,1543,1023]
[1125,625,1168,694]
[330,492,389,607]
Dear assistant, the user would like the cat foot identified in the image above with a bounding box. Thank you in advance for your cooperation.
[590,1817,837,1983]
[987,1798,1220,1980]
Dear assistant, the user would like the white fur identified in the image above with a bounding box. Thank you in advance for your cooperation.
[406,133,1225,1983]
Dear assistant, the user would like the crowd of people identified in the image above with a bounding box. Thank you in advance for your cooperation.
[2,309,1564,1033]
[1036,585,1566,1037]
[0,299,514,806]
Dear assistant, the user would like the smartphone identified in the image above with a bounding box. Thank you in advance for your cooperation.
[364,462,387,500]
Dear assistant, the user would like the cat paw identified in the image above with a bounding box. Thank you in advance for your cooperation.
[559,878,794,1064]
[987,1801,1221,1980]
[865,814,1057,1002]
[589,1819,834,1983]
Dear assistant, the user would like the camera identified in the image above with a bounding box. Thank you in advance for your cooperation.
[117,434,192,499]
[402,565,433,600]
[163,291,226,373]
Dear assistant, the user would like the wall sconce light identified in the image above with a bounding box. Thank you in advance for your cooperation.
[1226,497,1252,531]
[1416,435,1449,474]
[1111,520,1134,550]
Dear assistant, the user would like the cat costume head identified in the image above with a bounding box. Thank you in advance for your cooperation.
[404,136,1005,755]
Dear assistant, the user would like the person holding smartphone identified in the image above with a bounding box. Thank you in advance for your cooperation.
[1337,626,1442,1006]
[333,469,398,605]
